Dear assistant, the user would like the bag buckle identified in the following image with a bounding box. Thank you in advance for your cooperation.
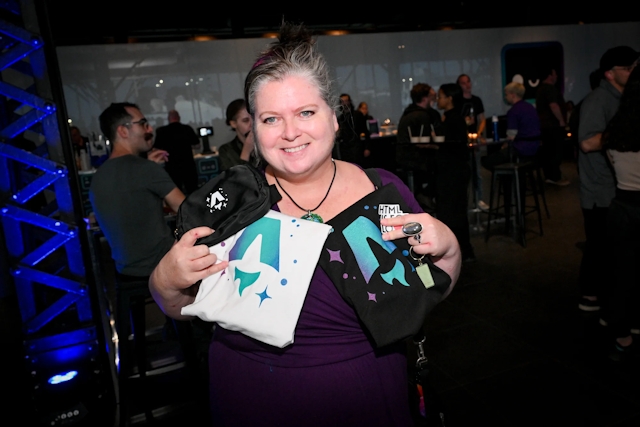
[413,334,428,368]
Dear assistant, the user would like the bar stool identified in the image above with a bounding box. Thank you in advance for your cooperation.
[484,160,544,247]
[531,158,551,219]
[114,273,199,426]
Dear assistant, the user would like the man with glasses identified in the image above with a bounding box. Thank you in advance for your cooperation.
[576,46,639,314]
[90,102,185,280]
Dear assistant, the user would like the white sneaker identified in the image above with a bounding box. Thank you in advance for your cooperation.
[477,200,489,211]
[545,178,570,186]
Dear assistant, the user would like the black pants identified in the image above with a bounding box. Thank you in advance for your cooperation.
[606,194,640,338]
[578,206,610,300]
[166,160,199,195]
[436,158,473,258]
[540,127,565,182]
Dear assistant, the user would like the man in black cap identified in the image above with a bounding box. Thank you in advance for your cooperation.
[576,46,638,313]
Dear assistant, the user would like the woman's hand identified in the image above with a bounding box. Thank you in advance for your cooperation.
[149,226,228,319]
[380,213,461,297]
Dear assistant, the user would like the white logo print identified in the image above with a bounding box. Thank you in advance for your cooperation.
[207,187,229,213]
[378,204,406,233]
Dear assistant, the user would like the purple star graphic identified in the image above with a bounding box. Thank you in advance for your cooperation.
[367,292,377,302]
[327,249,344,263]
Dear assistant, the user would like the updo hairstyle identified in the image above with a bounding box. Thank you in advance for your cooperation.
[243,23,339,118]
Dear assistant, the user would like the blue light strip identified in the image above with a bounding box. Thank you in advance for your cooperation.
[22,234,72,267]
[13,173,59,204]
[0,42,38,70]
[0,80,52,110]
[26,326,97,354]
[0,141,63,173]
[0,108,55,139]
[0,20,42,47]
[24,293,83,333]
[13,266,86,295]
[1,205,76,237]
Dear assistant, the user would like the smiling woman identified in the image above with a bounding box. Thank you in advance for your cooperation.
[255,75,339,188]
[148,21,462,427]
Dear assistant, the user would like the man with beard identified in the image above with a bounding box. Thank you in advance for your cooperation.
[90,102,185,280]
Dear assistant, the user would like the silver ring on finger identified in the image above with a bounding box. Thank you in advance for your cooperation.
[402,221,423,237]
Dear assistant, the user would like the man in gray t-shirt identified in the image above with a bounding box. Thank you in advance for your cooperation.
[576,46,638,312]
[90,102,185,278]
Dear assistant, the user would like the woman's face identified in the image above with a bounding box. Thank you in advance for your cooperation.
[230,107,252,143]
[437,89,450,110]
[359,103,368,116]
[504,90,516,105]
[253,75,338,178]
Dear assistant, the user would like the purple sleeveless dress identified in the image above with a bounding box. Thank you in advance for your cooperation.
[208,169,422,427]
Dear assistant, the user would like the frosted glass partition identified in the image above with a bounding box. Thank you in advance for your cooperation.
[56,22,640,147]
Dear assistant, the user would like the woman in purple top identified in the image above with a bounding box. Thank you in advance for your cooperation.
[505,82,541,159]
[149,22,461,426]
[481,82,541,170]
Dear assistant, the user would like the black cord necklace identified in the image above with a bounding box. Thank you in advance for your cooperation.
[273,159,336,223]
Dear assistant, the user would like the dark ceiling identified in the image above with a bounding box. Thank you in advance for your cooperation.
[39,1,637,46]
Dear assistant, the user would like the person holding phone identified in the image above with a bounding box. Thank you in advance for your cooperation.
[218,98,256,171]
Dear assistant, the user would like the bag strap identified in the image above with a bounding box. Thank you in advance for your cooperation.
[366,167,430,342]
[364,167,383,189]
[367,167,443,424]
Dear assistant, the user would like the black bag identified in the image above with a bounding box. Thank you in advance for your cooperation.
[174,164,281,247]
[317,168,451,348]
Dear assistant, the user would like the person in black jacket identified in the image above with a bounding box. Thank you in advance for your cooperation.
[218,99,256,171]
[396,83,442,209]
[153,109,200,194]
[336,94,367,166]
[436,83,475,262]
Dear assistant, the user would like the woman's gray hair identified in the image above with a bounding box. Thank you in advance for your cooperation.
[243,23,339,165]
[244,23,339,118]
[504,81,525,99]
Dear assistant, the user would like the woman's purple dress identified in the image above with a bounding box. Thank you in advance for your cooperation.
[208,169,422,426]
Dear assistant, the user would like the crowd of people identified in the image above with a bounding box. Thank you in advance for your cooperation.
[73,18,639,423]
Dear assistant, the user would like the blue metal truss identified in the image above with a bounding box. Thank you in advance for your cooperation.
[0,2,96,371]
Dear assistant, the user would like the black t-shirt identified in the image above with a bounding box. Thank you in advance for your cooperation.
[456,95,484,133]
[535,83,566,129]
[440,109,470,162]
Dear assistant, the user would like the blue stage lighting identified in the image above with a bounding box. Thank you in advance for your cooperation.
[48,370,78,385]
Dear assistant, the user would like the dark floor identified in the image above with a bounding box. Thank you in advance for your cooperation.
[2,156,640,426]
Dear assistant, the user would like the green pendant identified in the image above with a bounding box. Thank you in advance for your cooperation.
[301,212,324,223]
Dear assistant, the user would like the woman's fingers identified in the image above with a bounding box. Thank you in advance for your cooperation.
[380,213,451,257]
[381,214,429,241]
[176,226,214,248]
